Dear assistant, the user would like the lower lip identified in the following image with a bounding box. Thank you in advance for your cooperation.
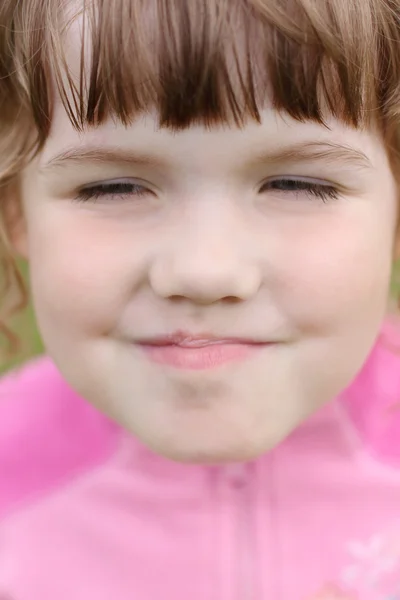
[139,343,265,370]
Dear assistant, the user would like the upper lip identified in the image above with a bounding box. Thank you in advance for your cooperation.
[136,331,268,348]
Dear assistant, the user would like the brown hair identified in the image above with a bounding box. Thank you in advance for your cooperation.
[1,0,400,357]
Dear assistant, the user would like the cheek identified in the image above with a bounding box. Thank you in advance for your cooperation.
[27,209,150,333]
[271,205,396,328]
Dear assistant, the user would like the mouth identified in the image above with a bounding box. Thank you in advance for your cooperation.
[135,331,272,370]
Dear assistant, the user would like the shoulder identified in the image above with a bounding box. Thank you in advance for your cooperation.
[0,357,120,518]
[340,317,400,466]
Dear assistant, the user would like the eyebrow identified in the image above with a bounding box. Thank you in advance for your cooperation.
[40,140,373,174]
[40,146,166,173]
[250,141,373,170]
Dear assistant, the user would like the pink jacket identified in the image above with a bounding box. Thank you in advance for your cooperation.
[1,322,400,600]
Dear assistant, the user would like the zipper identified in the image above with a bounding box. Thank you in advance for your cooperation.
[225,464,255,600]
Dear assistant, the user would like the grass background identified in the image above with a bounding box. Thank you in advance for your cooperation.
[2,260,400,375]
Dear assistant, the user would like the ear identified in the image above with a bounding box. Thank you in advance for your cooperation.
[1,183,29,258]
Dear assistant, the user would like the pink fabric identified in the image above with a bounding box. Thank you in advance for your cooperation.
[0,359,119,513]
[1,322,400,599]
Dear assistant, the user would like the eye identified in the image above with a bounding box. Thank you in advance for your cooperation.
[259,178,340,203]
[75,180,153,203]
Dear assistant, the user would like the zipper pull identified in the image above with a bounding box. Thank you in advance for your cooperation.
[224,464,251,489]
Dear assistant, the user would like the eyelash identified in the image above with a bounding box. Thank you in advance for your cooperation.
[75,182,149,202]
[260,178,340,202]
[75,178,340,203]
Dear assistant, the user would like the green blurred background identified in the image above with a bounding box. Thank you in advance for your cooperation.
[2,259,400,375]
[1,260,43,374]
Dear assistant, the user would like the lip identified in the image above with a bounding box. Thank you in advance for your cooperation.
[135,331,271,370]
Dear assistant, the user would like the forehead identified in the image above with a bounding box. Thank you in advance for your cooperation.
[41,107,387,186]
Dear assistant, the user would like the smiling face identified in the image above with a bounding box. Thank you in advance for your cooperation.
[4,0,400,463]
[14,105,397,462]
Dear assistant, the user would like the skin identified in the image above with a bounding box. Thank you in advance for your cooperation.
[8,98,398,464]
[309,586,356,599]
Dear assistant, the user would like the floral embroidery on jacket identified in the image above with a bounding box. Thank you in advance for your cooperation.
[308,526,400,600]
[339,526,400,599]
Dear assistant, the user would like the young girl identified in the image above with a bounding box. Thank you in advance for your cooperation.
[1,0,400,598]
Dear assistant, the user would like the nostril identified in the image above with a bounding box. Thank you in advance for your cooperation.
[223,296,242,304]
[166,294,241,305]
[169,295,186,303]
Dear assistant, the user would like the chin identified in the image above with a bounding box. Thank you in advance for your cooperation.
[146,433,279,465]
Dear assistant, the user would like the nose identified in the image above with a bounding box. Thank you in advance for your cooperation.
[149,207,262,304]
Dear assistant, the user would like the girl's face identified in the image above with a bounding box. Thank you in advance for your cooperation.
[16,102,398,462]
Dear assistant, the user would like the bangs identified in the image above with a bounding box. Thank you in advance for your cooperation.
[9,0,400,138]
